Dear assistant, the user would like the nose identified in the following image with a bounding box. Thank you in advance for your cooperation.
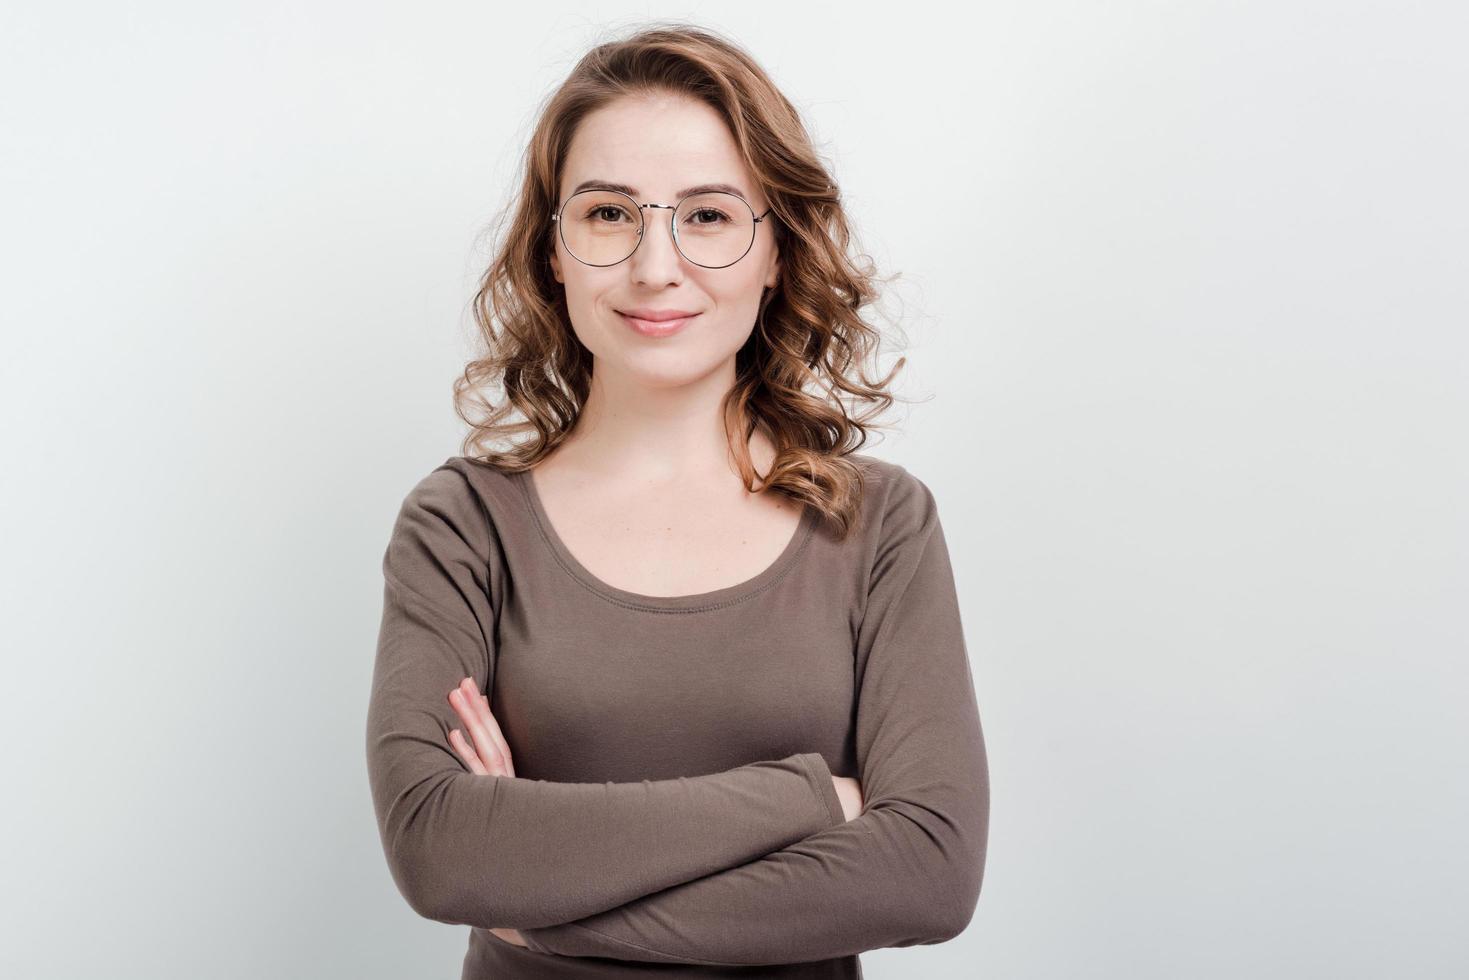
[628,205,684,282]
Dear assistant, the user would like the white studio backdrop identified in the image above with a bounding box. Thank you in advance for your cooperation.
[2,2,1465,978]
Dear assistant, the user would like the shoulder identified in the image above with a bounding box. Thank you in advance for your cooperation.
[846,452,938,529]
[834,453,943,578]
[390,456,521,549]
[398,455,517,509]
[839,455,951,615]
[381,458,513,607]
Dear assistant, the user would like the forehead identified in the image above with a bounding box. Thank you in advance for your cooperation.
[560,95,756,201]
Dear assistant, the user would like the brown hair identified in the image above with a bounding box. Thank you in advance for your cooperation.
[455,20,913,537]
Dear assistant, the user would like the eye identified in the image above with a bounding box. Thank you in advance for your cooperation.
[585,204,633,224]
[685,207,731,225]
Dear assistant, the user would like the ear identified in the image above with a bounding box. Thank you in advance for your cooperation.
[550,247,563,284]
[765,249,780,290]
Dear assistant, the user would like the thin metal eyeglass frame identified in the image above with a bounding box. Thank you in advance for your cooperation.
[550,189,774,269]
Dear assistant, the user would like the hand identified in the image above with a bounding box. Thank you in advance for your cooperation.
[447,676,516,777]
[488,926,530,948]
[447,677,529,950]
[832,775,865,821]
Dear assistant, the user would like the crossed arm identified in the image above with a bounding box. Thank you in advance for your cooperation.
[443,675,862,950]
[367,463,989,965]
[511,482,990,966]
[365,466,848,928]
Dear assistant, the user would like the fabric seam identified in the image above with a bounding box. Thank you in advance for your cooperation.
[513,470,817,615]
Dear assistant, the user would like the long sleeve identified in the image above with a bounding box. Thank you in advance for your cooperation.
[364,463,846,930]
[517,472,989,965]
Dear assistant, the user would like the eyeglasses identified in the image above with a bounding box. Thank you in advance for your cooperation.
[551,188,774,269]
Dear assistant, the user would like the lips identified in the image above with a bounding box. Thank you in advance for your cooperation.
[617,308,700,321]
[618,311,700,337]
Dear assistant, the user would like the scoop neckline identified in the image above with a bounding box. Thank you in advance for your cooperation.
[513,467,819,613]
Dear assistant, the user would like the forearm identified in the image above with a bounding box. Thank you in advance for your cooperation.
[369,465,850,929]
[518,775,988,965]
[520,477,991,964]
[371,699,845,929]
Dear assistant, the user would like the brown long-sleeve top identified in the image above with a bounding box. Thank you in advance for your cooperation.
[364,453,989,978]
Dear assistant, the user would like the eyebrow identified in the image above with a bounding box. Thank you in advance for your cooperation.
[569,179,751,202]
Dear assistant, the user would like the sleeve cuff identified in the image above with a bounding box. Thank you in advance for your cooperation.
[797,752,846,828]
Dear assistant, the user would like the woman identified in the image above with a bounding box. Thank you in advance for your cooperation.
[364,22,989,979]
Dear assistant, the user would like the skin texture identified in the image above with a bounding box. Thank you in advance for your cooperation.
[440,90,865,949]
[548,91,781,406]
[530,89,805,605]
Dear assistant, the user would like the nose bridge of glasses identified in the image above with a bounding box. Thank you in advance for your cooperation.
[633,202,681,256]
[637,202,676,231]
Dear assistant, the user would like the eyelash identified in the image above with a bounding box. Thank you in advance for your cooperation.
[583,205,733,225]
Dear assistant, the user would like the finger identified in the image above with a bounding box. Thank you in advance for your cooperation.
[450,685,505,772]
[449,728,489,775]
[448,688,499,770]
[449,728,485,774]
[448,690,510,776]
[459,678,515,778]
[474,688,516,778]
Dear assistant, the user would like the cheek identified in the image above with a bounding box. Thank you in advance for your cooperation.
[559,271,609,314]
[702,298,765,352]
[704,267,767,308]
[558,276,628,352]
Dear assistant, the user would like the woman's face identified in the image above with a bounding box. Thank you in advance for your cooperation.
[549,93,780,390]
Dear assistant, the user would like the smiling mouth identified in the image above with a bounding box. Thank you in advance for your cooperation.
[618,311,700,336]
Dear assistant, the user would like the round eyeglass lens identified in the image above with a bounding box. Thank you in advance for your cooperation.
[557,190,757,268]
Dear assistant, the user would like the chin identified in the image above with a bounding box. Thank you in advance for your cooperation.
[614,350,726,388]
[626,362,712,389]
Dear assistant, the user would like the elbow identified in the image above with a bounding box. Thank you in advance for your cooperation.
[385,833,466,925]
[941,777,989,939]
[918,809,987,942]
[936,841,987,940]
[885,832,986,945]
[875,796,989,944]
[939,878,981,941]
[386,830,505,927]
[372,771,513,928]
[919,862,983,944]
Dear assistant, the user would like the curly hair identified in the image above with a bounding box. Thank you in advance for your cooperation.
[454,20,914,538]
